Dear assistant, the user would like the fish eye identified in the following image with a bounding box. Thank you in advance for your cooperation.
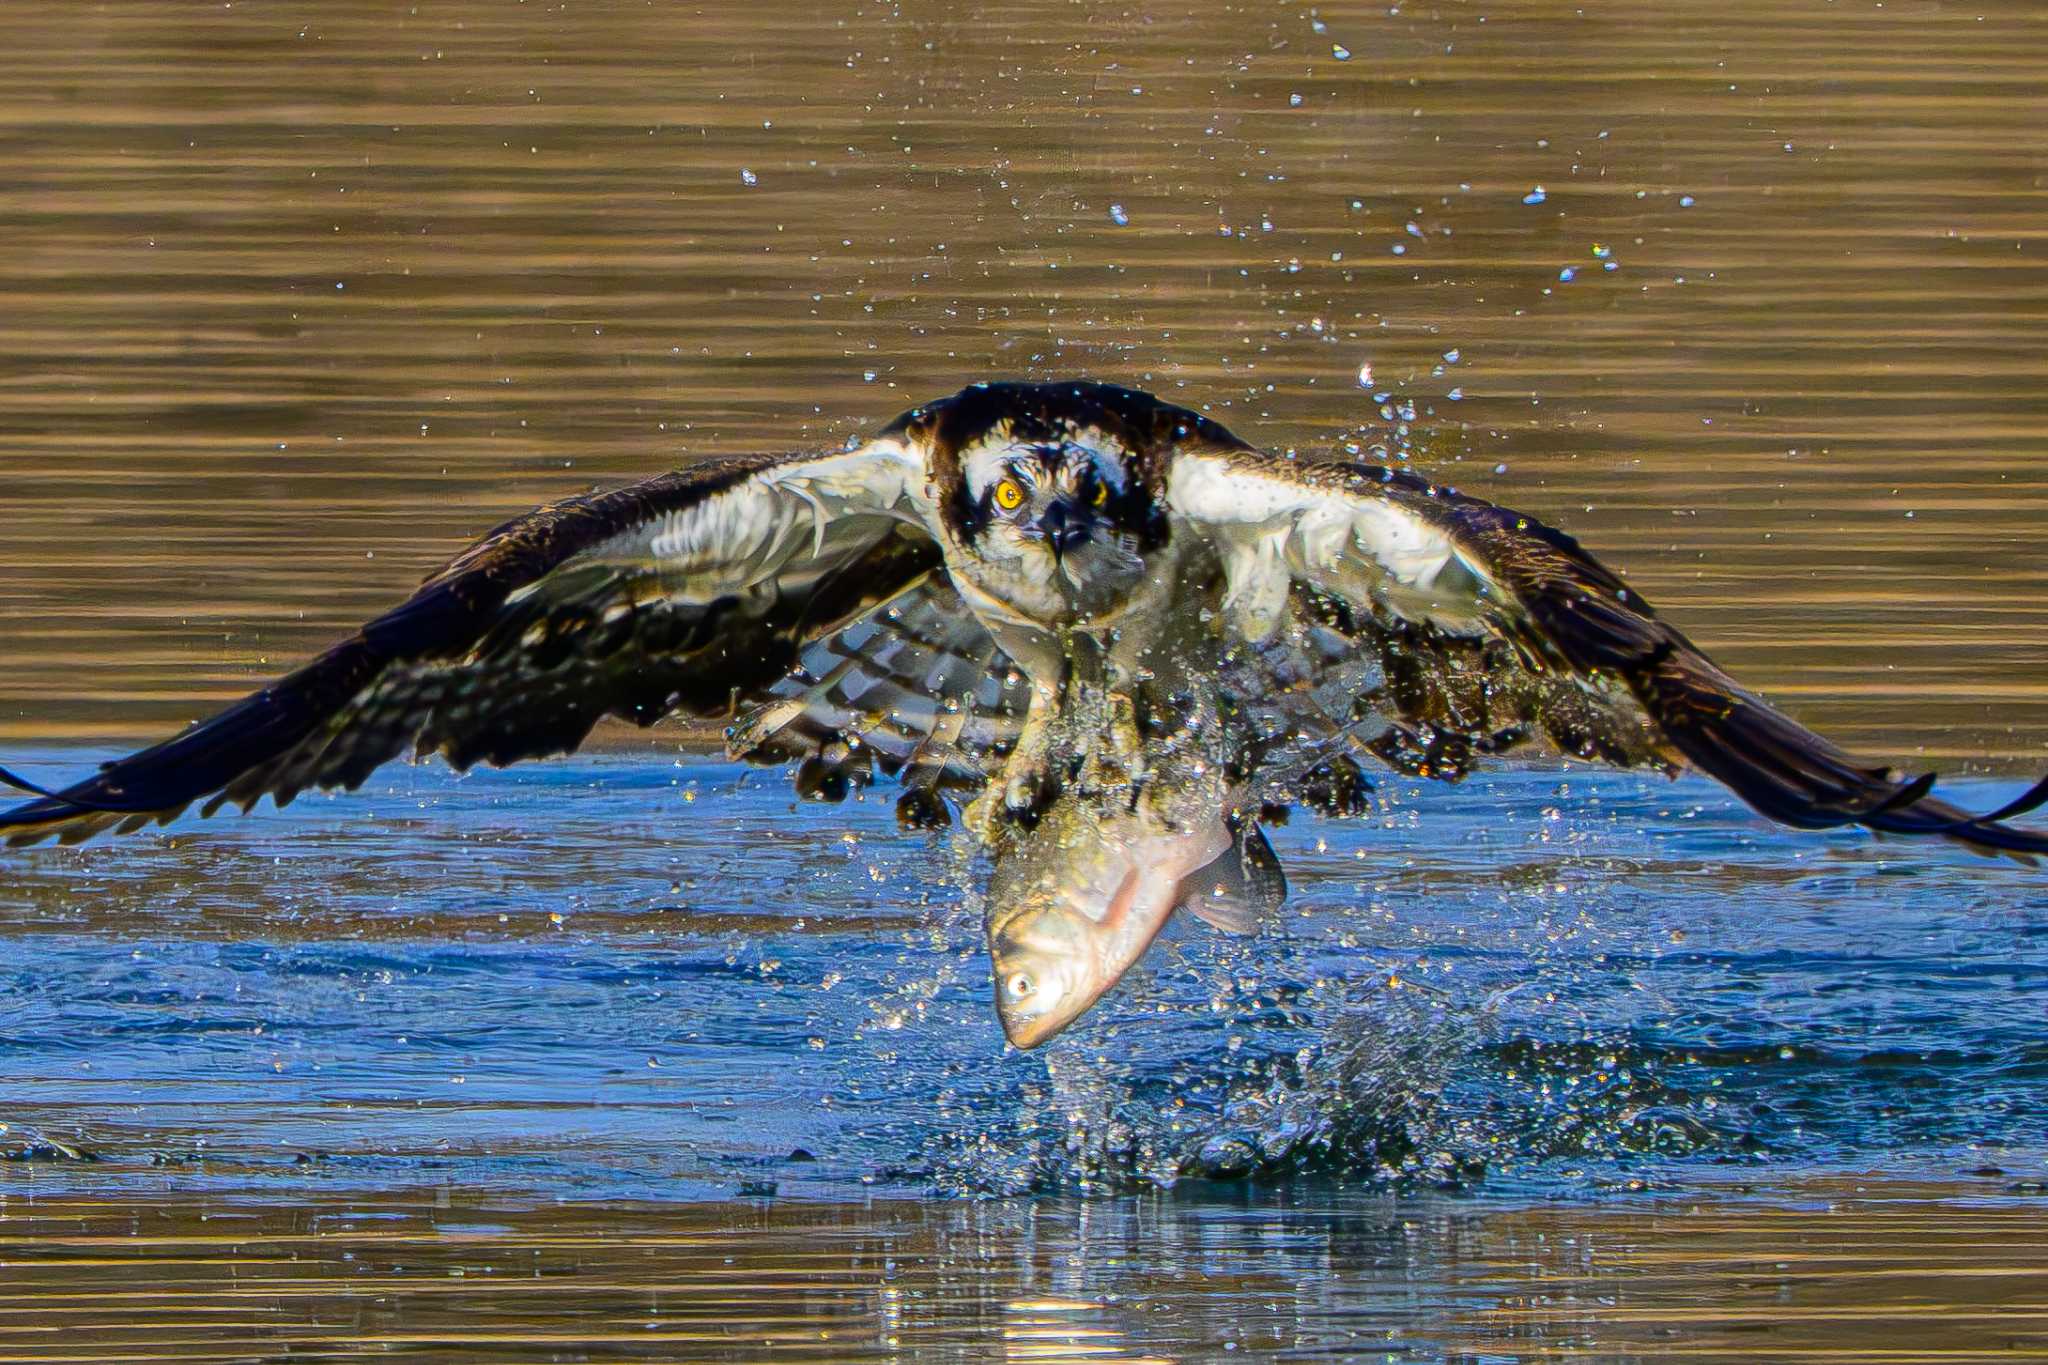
[993,478,1025,512]
[1003,971,1035,1000]
[1091,478,1110,508]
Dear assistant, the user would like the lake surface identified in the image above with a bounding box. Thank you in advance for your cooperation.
[6,1181,2047,1362]
[0,0,2044,757]
[4,749,2048,1195]
[2,0,2047,1357]
[4,758,2048,1358]
[7,755,2048,1198]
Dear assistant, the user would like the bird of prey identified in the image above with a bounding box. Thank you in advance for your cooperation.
[4,381,2043,1044]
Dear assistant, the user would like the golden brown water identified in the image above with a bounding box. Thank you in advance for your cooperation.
[1,1180,2044,1362]
[0,0,2044,760]
[3,2,2048,1359]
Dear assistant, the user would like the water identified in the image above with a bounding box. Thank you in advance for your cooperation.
[2,1,2046,759]
[2,0,2047,1354]
[6,754,2043,1202]
[6,757,2047,1357]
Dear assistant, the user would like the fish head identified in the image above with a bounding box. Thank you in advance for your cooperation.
[985,797,1233,1049]
[988,895,1115,1049]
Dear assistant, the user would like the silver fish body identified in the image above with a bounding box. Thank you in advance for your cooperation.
[982,676,1288,1048]
[985,790,1230,1048]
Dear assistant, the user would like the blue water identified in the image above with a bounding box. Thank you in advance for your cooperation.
[3,751,2045,1199]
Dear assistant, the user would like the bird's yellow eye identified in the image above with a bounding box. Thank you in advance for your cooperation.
[993,478,1025,511]
[1092,479,1110,508]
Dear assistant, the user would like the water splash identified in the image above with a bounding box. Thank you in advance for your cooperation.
[918,976,1482,1196]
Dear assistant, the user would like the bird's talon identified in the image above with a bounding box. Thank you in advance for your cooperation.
[894,786,951,831]
[1297,755,1374,818]
[1003,772,1042,814]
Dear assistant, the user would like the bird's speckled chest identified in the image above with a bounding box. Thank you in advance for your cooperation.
[935,523,1211,695]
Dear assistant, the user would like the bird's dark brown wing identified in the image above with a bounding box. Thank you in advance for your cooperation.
[1,440,940,846]
[1169,447,2048,858]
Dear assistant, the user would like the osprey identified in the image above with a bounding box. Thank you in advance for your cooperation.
[4,381,2044,1041]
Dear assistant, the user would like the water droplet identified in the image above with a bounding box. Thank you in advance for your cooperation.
[1331,44,1351,60]
[1522,185,1547,205]
[862,370,877,382]
[740,168,758,186]
[1443,348,1460,363]
[1355,362,1373,388]
[1108,203,1129,226]
[1447,387,1464,401]
[1679,194,1696,207]
[1558,266,1576,282]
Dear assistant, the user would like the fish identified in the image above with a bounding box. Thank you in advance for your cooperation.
[983,745,1288,1049]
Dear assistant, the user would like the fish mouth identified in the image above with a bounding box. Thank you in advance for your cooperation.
[999,1004,1070,1051]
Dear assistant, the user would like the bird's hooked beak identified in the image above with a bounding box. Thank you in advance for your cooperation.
[1030,499,1093,563]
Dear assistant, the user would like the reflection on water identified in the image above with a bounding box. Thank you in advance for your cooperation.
[2,1181,2045,1361]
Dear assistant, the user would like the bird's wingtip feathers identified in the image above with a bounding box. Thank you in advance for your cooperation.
[1647,661,2048,862]
[1857,770,2048,862]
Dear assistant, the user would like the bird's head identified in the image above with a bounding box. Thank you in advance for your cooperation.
[963,433,1146,585]
[904,384,1188,620]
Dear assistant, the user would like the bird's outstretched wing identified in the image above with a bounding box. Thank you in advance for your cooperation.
[1168,447,2048,858]
[1,441,942,846]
